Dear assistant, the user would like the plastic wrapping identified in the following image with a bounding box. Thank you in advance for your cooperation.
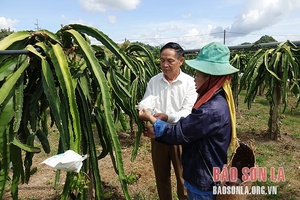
[42,150,87,173]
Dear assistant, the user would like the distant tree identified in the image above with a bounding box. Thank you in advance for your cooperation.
[0,28,14,40]
[254,35,277,45]
[240,42,252,45]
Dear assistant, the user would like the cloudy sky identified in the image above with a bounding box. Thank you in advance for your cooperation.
[1,0,300,49]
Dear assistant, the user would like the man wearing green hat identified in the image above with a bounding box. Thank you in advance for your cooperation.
[139,42,239,199]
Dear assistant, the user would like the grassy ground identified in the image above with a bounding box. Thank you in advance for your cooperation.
[235,91,300,200]
[3,90,300,200]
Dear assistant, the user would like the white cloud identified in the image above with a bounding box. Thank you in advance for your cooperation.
[69,19,86,25]
[108,16,117,24]
[185,28,199,37]
[180,27,220,49]
[80,0,140,12]
[182,13,192,19]
[0,17,19,30]
[68,19,94,28]
[128,21,218,49]
[210,0,300,39]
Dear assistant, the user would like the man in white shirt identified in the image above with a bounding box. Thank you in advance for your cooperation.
[142,42,197,200]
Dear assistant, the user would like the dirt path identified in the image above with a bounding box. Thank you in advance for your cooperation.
[3,130,300,200]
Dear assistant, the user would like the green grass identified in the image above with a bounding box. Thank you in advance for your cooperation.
[13,89,299,200]
[236,90,300,200]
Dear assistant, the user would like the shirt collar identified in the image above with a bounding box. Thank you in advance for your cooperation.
[162,70,183,83]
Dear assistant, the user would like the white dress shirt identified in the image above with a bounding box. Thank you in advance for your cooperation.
[142,70,197,124]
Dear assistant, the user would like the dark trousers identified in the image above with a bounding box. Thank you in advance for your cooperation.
[151,139,187,200]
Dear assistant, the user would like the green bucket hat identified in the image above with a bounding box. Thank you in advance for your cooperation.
[185,42,239,75]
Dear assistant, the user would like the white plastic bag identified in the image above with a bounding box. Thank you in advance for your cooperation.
[137,95,158,114]
[42,150,87,173]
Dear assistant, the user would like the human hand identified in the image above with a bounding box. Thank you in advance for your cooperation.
[143,125,155,138]
[138,108,152,121]
[153,113,168,122]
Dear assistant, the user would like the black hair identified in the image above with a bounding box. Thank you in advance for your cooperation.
[160,42,184,59]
